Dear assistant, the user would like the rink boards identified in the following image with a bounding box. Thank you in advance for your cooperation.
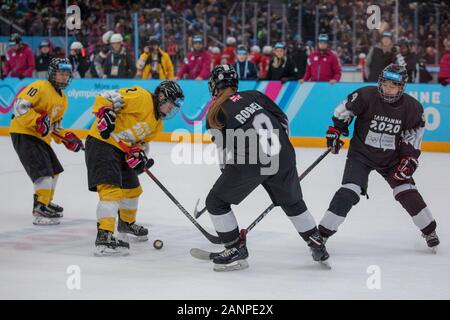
[1,79,449,152]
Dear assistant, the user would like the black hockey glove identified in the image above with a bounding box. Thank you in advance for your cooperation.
[326,126,343,154]
[393,157,418,181]
[96,106,116,139]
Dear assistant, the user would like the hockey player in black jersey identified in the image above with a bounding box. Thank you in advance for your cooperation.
[320,64,439,251]
[204,64,329,271]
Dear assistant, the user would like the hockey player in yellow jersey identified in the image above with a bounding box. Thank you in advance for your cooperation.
[10,58,84,225]
[85,81,184,256]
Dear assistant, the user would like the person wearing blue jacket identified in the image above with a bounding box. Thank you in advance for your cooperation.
[233,45,258,80]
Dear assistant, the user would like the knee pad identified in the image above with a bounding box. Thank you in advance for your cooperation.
[281,199,308,217]
[205,191,231,215]
[328,186,360,217]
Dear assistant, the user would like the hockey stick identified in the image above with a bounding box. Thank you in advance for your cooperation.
[110,133,221,244]
[51,131,85,151]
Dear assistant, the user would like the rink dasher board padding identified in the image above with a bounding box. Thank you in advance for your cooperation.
[1,79,449,152]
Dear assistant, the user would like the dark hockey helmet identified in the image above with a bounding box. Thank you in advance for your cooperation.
[48,57,72,90]
[154,80,184,119]
[377,64,408,103]
[208,64,238,97]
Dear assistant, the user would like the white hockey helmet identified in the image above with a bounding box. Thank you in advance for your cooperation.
[262,45,273,55]
[211,46,221,54]
[226,36,236,45]
[70,41,83,50]
[250,45,261,53]
[110,33,123,44]
[102,30,114,44]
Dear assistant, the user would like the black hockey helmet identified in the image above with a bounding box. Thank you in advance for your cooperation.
[154,80,184,119]
[48,57,72,90]
[377,64,408,103]
[208,64,238,97]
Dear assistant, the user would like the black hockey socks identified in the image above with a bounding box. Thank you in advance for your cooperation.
[281,200,318,241]
[393,184,436,235]
[319,184,361,238]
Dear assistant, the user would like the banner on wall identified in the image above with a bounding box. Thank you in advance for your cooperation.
[0,79,449,143]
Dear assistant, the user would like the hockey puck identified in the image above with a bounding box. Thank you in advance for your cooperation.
[153,239,163,250]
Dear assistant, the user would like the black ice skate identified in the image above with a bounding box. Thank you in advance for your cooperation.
[422,231,439,253]
[307,232,331,269]
[213,238,249,272]
[32,197,62,225]
[117,218,148,242]
[94,229,130,256]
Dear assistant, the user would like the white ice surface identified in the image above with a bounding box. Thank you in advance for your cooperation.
[0,137,448,299]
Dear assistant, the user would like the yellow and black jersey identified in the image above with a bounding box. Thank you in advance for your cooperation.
[9,80,69,145]
[88,86,163,150]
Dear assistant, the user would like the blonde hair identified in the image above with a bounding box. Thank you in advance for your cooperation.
[206,87,236,130]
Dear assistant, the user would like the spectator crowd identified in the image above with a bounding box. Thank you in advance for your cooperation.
[1,0,449,84]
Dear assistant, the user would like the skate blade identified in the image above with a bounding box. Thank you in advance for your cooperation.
[33,217,60,225]
[429,246,438,254]
[213,259,249,272]
[318,259,332,269]
[117,232,148,243]
[94,246,130,257]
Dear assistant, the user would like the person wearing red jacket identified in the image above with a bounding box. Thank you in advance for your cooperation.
[438,44,450,86]
[260,45,272,79]
[3,34,35,79]
[300,34,341,84]
[174,35,211,80]
[221,36,236,65]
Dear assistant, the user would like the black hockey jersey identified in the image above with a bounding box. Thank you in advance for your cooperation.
[332,86,425,169]
[207,90,296,173]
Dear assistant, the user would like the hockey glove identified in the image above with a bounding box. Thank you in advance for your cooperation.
[62,132,83,152]
[125,146,154,174]
[36,113,51,137]
[326,126,343,154]
[96,106,116,139]
[393,157,418,181]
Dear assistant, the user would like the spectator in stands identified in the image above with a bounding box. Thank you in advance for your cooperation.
[174,35,211,80]
[290,41,308,80]
[248,45,262,77]
[222,36,237,65]
[260,45,272,79]
[69,41,90,78]
[365,31,397,82]
[103,33,136,78]
[35,40,53,78]
[438,42,450,86]
[210,46,222,69]
[301,34,341,84]
[423,46,437,65]
[233,45,257,80]
[90,46,109,78]
[3,34,35,79]
[136,37,174,80]
[266,42,299,83]
[395,38,419,82]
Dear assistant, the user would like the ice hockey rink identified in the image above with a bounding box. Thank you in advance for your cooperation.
[0,137,448,300]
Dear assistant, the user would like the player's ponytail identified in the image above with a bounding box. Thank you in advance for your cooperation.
[207,87,235,130]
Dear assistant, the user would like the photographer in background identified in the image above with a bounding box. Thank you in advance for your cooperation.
[69,41,90,78]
